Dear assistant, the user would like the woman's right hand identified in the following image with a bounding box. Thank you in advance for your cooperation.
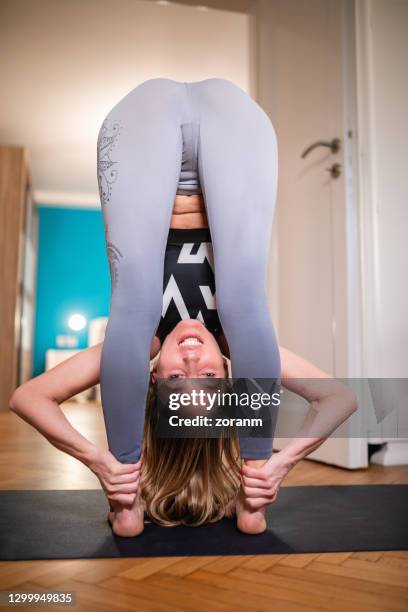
[86,447,143,506]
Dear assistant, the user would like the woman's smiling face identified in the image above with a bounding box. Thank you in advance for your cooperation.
[152,319,228,381]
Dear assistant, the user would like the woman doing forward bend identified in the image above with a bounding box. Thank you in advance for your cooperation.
[9,79,357,538]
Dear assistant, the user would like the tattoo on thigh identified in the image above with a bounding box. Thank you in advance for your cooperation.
[97,119,122,207]
[106,242,123,291]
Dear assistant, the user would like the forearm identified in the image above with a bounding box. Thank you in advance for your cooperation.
[277,389,358,468]
[241,354,359,505]
[10,389,99,467]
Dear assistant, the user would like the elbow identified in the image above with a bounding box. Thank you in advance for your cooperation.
[338,385,359,417]
[317,382,359,419]
[9,386,28,414]
[349,392,359,416]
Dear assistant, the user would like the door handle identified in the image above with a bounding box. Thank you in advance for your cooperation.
[301,137,341,158]
[326,163,342,178]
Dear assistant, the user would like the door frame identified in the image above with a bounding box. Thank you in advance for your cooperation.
[354,0,381,379]
[342,0,364,380]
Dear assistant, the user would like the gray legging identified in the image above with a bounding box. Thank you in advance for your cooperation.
[97,78,281,463]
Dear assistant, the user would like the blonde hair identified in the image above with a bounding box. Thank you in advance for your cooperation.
[140,379,241,526]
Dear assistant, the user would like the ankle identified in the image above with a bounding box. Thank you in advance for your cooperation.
[110,493,143,514]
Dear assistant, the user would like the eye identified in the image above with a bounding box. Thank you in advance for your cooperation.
[168,374,180,379]
[204,372,215,377]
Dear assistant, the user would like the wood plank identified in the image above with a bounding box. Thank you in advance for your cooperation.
[352,551,384,562]
[162,556,221,577]
[150,571,315,612]
[187,568,335,611]
[343,557,408,581]
[0,561,48,580]
[13,581,115,612]
[307,560,408,588]
[384,551,408,560]
[229,567,383,612]
[51,578,179,611]
[0,562,61,590]
[201,555,257,574]
[314,552,352,565]
[374,555,408,573]
[240,554,288,571]
[101,575,228,612]
[145,572,254,611]
[268,565,408,610]
[119,557,185,581]
[278,554,320,568]
[75,559,144,584]
[31,560,107,587]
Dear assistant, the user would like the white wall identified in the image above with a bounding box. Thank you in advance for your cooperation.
[356,0,408,377]
[0,0,251,205]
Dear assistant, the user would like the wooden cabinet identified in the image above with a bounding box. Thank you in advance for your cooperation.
[0,146,37,411]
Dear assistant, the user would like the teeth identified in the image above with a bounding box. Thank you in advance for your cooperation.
[179,336,203,346]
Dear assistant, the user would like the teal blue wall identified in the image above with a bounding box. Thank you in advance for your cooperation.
[33,206,110,376]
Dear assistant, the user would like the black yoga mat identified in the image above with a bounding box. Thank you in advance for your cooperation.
[0,485,407,560]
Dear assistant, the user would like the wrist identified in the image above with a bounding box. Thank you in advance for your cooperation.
[269,448,298,472]
[80,443,104,468]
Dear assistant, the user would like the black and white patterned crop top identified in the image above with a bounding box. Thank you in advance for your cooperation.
[155,227,222,343]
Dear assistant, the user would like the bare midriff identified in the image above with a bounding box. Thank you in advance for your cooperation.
[170,194,208,229]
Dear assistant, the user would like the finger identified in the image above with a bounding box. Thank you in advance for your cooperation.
[112,466,142,479]
[105,475,140,493]
[242,486,275,498]
[112,471,141,484]
[108,474,140,491]
[111,482,140,495]
[246,496,276,510]
[241,465,268,479]
[115,461,143,475]
[111,473,140,489]
[241,476,271,489]
[109,492,137,506]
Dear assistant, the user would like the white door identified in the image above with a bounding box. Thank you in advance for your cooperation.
[252,0,367,467]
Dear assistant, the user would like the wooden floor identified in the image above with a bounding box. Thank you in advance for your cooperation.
[0,400,407,611]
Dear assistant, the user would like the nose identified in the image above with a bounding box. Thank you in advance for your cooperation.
[182,351,200,364]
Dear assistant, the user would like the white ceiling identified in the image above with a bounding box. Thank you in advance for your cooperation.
[0,0,251,207]
[145,0,253,11]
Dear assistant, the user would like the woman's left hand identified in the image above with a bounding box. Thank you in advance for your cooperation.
[240,453,293,510]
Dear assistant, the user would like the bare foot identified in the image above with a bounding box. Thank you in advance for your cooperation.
[235,486,267,534]
[107,494,145,537]
[236,458,269,534]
